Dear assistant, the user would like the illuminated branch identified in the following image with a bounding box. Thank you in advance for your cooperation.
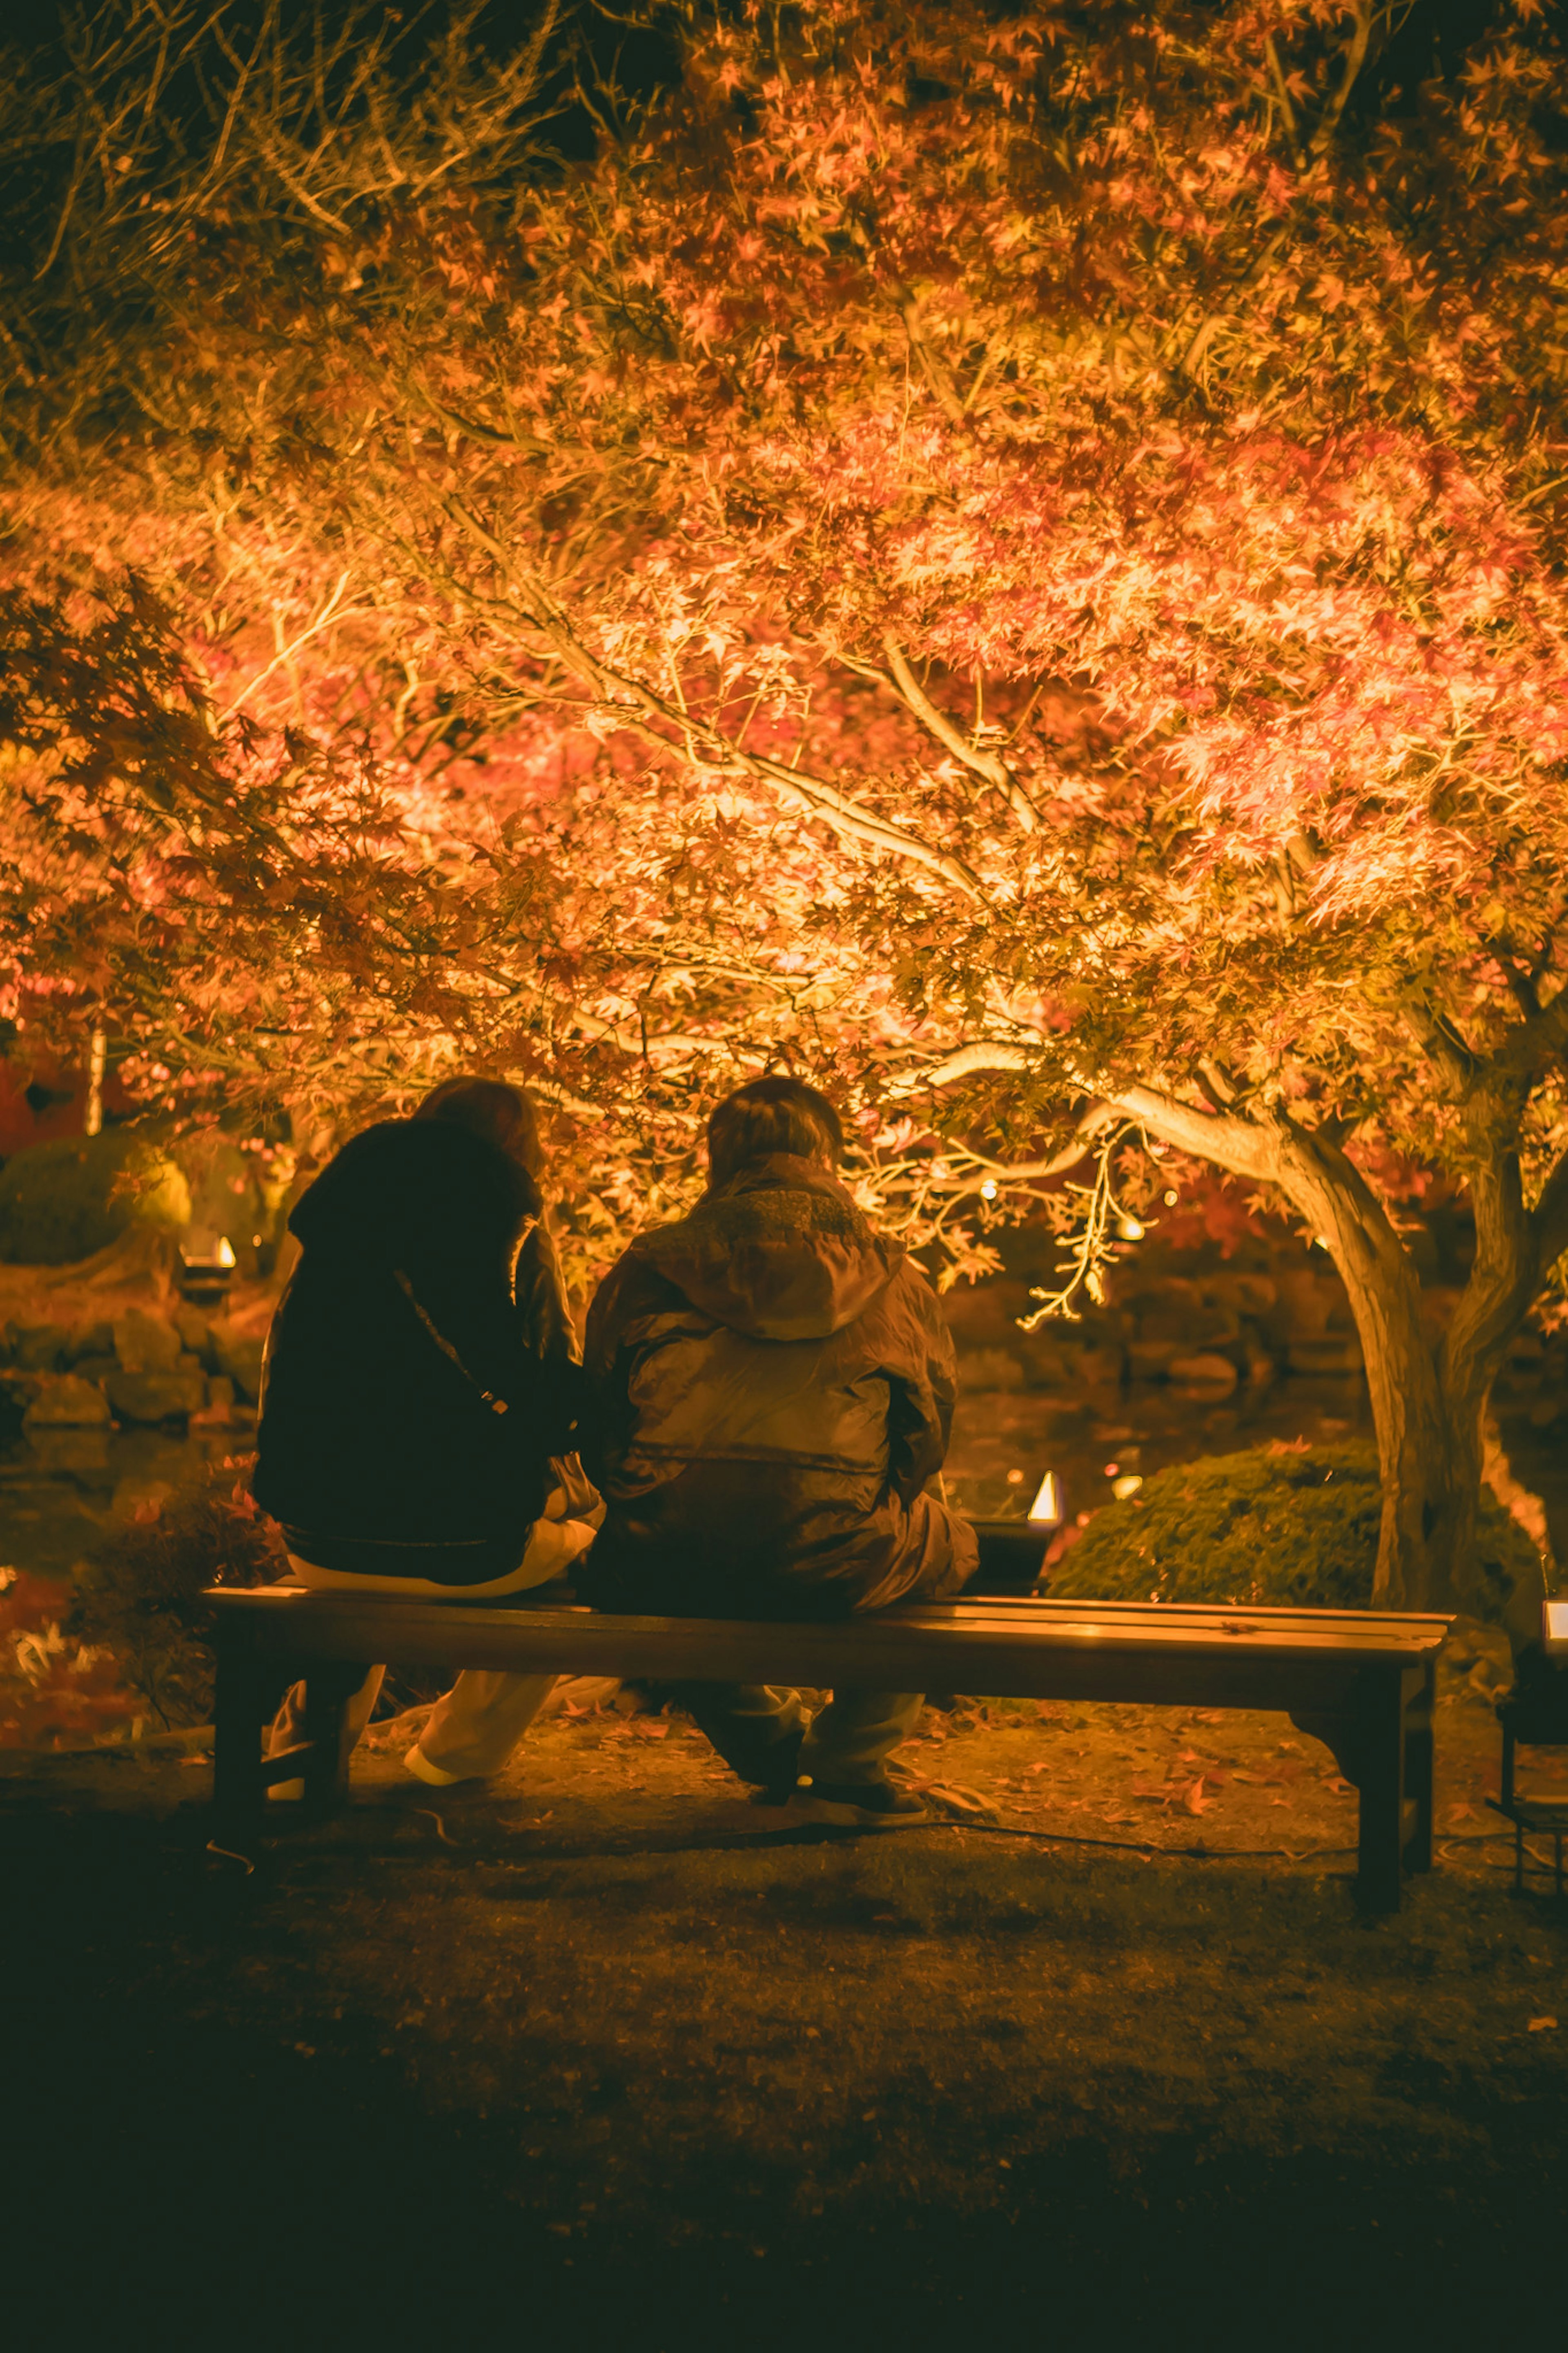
[1103,1084,1276,1185]
[877,637,1041,834]
[1018,1124,1147,1327]
[219,569,358,718]
[442,501,986,902]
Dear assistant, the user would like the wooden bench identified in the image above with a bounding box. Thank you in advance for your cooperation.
[207,1585,1449,1912]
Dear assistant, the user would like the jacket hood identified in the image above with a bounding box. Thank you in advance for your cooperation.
[289,1118,540,1265]
[633,1155,900,1341]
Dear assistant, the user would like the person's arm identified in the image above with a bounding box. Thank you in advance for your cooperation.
[884,1272,960,1504]
[514,1216,581,1367]
[577,1251,642,1487]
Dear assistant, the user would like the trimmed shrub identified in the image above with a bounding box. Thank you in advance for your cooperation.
[1048,1443,1540,1621]
[69,1456,286,1727]
[0,1129,190,1264]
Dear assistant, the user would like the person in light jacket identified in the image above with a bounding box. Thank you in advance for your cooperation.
[579,1075,977,1827]
[254,1076,601,1791]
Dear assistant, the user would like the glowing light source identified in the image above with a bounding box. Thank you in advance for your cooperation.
[178,1227,237,1304]
[1026,1470,1063,1526]
[1111,1473,1144,1500]
[981,1179,998,1200]
[1116,1214,1145,1241]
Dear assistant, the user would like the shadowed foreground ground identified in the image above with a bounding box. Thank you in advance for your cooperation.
[3,1688,1565,2347]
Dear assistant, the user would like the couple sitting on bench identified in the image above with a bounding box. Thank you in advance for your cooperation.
[254,1073,979,1827]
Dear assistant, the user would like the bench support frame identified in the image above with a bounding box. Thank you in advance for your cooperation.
[209,1592,1444,1913]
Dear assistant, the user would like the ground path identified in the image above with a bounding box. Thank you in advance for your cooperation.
[3,1671,1564,2343]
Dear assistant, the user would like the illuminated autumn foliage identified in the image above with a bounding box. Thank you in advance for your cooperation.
[2,0,1566,1611]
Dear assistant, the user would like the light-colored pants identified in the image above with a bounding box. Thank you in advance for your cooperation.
[267,1471,601,1785]
[670,1681,924,1788]
[267,1657,563,1782]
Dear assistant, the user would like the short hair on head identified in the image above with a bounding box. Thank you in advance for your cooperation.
[706,1075,844,1188]
[414,1076,544,1177]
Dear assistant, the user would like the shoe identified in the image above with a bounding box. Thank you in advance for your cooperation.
[785,1778,929,1829]
[740,1731,804,1809]
[404,1745,468,1788]
[747,1778,800,1807]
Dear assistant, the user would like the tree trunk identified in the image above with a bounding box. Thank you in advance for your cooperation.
[1097,1077,1565,1619]
[1273,1128,1534,1616]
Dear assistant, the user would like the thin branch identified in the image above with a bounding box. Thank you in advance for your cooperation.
[439,501,986,902]
[218,570,356,718]
[880,636,1040,833]
[1313,6,1372,150]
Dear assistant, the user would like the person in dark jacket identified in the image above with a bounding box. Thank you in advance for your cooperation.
[579,1076,977,1827]
[255,1076,601,1791]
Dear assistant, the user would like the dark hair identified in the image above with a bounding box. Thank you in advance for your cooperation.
[706,1076,844,1189]
[414,1077,544,1177]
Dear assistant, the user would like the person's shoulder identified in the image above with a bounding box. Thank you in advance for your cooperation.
[873,1251,958,1345]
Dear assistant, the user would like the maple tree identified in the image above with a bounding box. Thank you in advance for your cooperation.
[3,0,1567,1614]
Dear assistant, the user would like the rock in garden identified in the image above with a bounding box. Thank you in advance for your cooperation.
[22,1374,113,1428]
[104,1362,208,1423]
[9,1322,73,1371]
[955,1346,1027,1392]
[1286,1335,1363,1376]
[112,1310,185,1374]
[1018,1338,1075,1385]
[173,1305,215,1361]
[67,1320,116,1364]
[1204,1271,1278,1316]
[1167,1351,1239,1391]
[210,1325,265,1401]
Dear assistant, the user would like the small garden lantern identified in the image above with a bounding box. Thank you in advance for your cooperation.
[968,1467,1065,1597]
[178,1228,236,1308]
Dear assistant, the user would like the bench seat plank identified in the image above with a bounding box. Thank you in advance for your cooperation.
[205,1585,1448,1912]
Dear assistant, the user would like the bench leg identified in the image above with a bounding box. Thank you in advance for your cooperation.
[301,1664,358,1811]
[212,1616,268,1818]
[1354,1668,1407,1916]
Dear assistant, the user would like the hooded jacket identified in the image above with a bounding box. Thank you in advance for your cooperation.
[577,1155,978,1619]
[253,1118,582,1570]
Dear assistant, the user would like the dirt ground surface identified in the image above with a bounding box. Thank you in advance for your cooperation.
[4,1664,1565,2348]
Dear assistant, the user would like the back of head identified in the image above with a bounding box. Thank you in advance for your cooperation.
[415,1076,545,1179]
[706,1076,844,1192]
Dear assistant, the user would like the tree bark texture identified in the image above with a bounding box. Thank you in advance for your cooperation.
[1110,1085,1558,1616]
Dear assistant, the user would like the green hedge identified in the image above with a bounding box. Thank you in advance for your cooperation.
[1048,1443,1539,1621]
[0,1129,190,1264]
[69,1456,287,1727]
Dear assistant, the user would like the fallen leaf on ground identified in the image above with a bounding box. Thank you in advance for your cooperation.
[1180,1777,1209,1815]
[921,1781,1002,1822]
[1528,2017,1557,2033]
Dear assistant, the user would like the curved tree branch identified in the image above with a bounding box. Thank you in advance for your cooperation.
[879,636,1040,834]
[440,502,987,902]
